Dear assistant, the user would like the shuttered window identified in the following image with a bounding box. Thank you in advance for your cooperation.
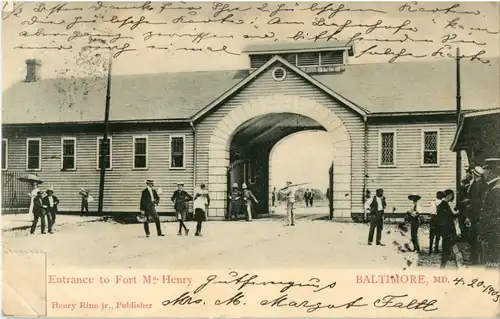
[2,139,7,170]
[26,138,41,170]
[250,54,272,68]
[379,132,396,166]
[170,136,185,169]
[61,137,76,170]
[133,136,148,169]
[320,51,344,65]
[297,52,320,66]
[422,130,439,165]
[97,137,112,170]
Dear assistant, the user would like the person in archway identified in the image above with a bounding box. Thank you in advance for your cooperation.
[228,183,241,220]
[271,187,277,208]
[364,188,387,246]
[309,190,315,207]
[304,189,310,207]
[280,181,296,226]
[242,183,258,222]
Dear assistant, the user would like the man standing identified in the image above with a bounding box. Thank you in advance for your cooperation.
[304,189,310,207]
[79,188,90,216]
[242,183,258,222]
[280,181,296,226]
[140,179,164,238]
[271,187,277,208]
[365,188,387,246]
[479,158,500,267]
[171,183,193,235]
[429,191,445,254]
[30,190,52,235]
[437,189,464,268]
[406,193,422,252]
[467,166,488,265]
[309,190,314,207]
[228,183,241,220]
[43,187,59,229]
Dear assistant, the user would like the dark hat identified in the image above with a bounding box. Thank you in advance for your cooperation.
[146,179,154,184]
[376,188,384,192]
[408,193,421,201]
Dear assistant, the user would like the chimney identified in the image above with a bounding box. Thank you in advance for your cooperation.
[25,59,41,82]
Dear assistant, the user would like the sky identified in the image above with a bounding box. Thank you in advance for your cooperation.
[270,131,333,191]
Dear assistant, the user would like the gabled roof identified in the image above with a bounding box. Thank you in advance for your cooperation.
[2,57,499,125]
[190,55,367,122]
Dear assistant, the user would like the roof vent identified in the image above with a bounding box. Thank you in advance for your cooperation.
[25,59,41,82]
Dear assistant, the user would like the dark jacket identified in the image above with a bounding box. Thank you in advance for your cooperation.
[32,196,45,216]
[171,190,193,211]
[140,187,159,212]
[370,196,387,214]
[436,200,457,236]
[467,179,488,221]
[479,181,500,239]
[42,195,59,212]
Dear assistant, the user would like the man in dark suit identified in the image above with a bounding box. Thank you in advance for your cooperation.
[466,166,488,265]
[140,179,164,238]
[42,186,59,229]
[172,183,193,235]
[365,188,387,246]
[479,158,500,266]
[30,190,52,234]
[437,189,464,268]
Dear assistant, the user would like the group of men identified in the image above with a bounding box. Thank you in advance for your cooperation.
[139,180,210,237]
[304,189,315,207]
[227,182,259,221]
[363,157,500,268]
[28,185,59,235]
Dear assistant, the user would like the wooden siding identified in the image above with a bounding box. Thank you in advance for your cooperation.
[366,122,458,214]
[2,128,194,213]
[194,61,366,216]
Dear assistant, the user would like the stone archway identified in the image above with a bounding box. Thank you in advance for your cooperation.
[208,94,352,218]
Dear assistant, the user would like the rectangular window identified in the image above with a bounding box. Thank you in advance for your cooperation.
[97,137,112,170]
[26,138,41,170]
[379,131,396,166]
[133,136,148,169]
[422,130,439,165]
[61,137,76,170]
[2,139,7,170]
[170,136,185,169]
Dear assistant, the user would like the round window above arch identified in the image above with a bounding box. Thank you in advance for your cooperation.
[272,67,287,81]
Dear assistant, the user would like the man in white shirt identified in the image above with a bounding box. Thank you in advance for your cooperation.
[279,181,296,226]
[364,188,387,246]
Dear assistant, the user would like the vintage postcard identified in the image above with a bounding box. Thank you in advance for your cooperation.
[1,1,499,318]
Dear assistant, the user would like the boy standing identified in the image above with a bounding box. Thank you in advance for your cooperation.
[429,191,444,254]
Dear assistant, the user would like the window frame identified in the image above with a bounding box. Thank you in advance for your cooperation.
[96,136,113,170]
[60,137,77,171]
[2,138,8,171]
[169,134,186,170]
[421,128,440,167]
[26,137,42,171]
[378,130,397,168]
[132,135,149,170]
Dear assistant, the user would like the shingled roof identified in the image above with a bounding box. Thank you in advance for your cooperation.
[2,58,499,125]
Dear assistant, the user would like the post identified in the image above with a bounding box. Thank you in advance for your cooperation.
[98,57,112,214]
[455,47,462,193]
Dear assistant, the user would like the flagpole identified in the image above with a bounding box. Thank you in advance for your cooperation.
[98,56,112,214]
[456,47,462,193]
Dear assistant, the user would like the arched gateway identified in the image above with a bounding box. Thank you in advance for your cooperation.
[208,94,352,218]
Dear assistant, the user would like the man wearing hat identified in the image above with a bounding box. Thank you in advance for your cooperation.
[466,166,488,264]
[364,188,387,246]
[228,183,241,220]
[43,186,59,229]
[30,189,52,235]
[478,158,500,266]
[79,188,90,216]
[456,168,473,239]
[242,183,258,222]
[140,179,164,237]
[171,183,193,235]
[405,193,422,252]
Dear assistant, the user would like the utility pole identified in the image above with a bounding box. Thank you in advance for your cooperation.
[456,47,462,193]
[98,57,112,214]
